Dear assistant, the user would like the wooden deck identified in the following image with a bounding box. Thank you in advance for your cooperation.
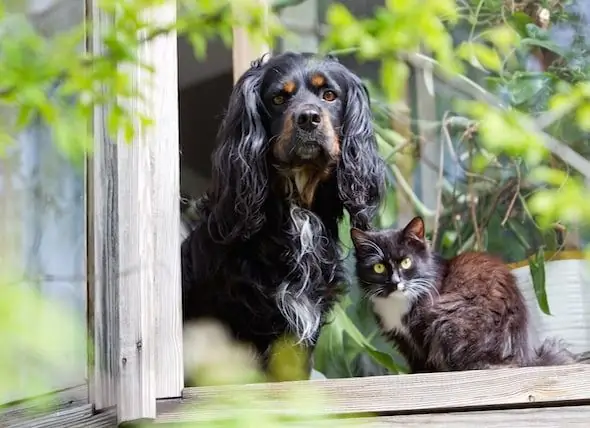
[3,364,590,427]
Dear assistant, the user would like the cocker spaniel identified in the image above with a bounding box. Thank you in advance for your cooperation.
[181,51,387,381]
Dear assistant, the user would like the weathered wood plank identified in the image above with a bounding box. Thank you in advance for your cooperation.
[149,1,184,401]
[0,385,87,427]
[5,389,590,427]
[87,0,120,412]
[89,0,182,417]
[351,406,590,427]
[155,364,590,422]
[8,403,590,427]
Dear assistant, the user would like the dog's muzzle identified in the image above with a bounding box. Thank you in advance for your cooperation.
[291,105,330,161]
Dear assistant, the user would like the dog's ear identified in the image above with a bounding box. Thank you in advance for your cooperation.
[337,73,387,230]
[207,57,269,244]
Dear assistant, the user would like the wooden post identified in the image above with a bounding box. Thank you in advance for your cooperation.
[150,3,184,401]
[232,0,270,83]
[88,0,120,412]
[89,0,182,422]
[414,56,439,231]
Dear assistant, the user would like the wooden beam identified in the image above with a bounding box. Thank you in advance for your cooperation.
[0,385,87,426]
[149,2,184,401]
[154,405,590,426]
[155,364,590,422]
[232,0,270,83]
[89,0,182,421]
[87,0,119,413]
[355,406,590,427]
[7,401,590,427]
[115,28,157,420]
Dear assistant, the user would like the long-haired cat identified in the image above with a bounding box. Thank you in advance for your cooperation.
[350,216,575,373]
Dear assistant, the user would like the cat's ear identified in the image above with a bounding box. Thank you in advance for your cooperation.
[403,216,425,241]
[350,228,370,247]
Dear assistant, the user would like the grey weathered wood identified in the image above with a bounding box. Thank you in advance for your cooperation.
[153,405,590,427]
[90,0,190,421]
[0,385,87,427]
[154,364,590,422]
[7,403,590,427]
[5,382,590,427]
[150,2,184,400]
[87,0,119,412]
[352,407,590,427]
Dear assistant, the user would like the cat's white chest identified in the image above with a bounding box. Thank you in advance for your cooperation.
[372,292,411,335]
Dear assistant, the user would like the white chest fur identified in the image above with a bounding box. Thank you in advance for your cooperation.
[371,292,411,335]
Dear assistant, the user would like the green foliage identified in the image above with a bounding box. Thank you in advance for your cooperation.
[314,0,590,377]
[322,0,461,101]
[2,0,590,423]
[0,0,278,165]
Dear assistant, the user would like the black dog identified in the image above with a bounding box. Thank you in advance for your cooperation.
[181,51,386,380]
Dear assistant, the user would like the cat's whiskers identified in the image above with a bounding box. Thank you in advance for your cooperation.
[406,279,438,306]
[359,280,386,301]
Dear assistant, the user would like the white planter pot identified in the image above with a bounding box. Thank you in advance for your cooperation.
[510,252,590,355]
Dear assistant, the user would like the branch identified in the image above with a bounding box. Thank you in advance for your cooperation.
[402,52,590,181]
[328,46,590,181]
[0,0,298,99]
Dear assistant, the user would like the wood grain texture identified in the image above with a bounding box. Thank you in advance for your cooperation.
[232,0,270,83]
[0,385,87,427]
[90,0,182,418]
[112,5,173,423]
[154,405,590,427]
[154,364,590,422]
[148,1,184,401]
[352,406,590,427]
[88,0,120,411]
[6,403,590,427]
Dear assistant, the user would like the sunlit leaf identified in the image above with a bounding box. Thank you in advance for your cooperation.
[529,248,550,315]
[576,103,590,131]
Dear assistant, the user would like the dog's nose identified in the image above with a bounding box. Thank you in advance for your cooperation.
[295,107,322,131]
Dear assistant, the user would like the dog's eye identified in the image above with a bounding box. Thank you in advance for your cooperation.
[272,95,285,105]
[322,90,337,102]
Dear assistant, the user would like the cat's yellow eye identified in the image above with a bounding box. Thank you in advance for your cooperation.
[373,263,386,274]
[400,257,412,270]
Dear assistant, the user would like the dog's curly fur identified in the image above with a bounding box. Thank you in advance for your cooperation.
[181,52,387,380]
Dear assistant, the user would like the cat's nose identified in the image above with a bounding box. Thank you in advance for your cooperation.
[391,272,400,283]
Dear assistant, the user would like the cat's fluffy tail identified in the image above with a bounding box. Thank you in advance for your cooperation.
[529,337,577,366]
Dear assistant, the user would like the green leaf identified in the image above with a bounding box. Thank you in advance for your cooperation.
[529,248,550,315]
[456,42,502,72]
[505,73,550,106]
[381,59,409,103]
[576,104,590,131]
[508,11,534,38]
[524,23,549,40]
[324,300,403,374]
[337,212,352,258]
[378,186,397,229]
[520,38,565,56]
